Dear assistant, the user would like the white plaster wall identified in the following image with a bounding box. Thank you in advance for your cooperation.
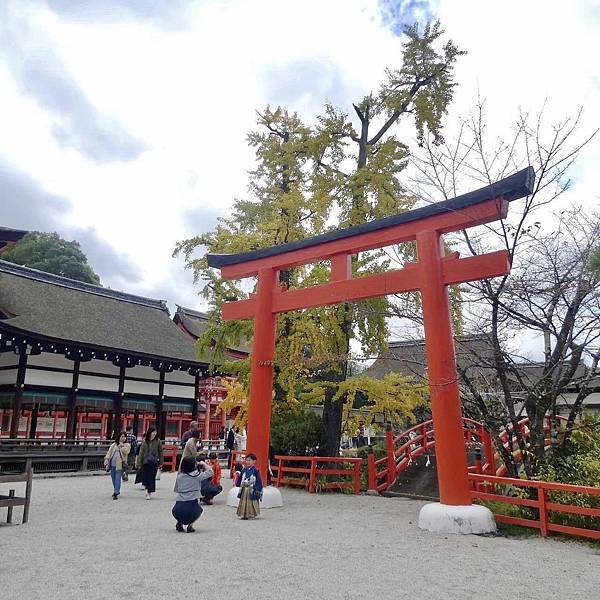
[25,353,72,388]
[0,350,18,385]
[0,352,18,367]
[78,358,119,392]
[166,369,194,383]
[164,383,194,399]
[124,365,158,396]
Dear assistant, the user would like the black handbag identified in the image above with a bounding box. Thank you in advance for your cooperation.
[144,455,160,467]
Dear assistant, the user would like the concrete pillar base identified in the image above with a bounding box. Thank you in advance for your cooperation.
[418,502,496,534]
[226,485,283,508]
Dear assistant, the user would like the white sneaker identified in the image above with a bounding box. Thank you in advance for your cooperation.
[145,493,151,500]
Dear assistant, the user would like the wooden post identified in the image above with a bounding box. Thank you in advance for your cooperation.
[386,424,396,486]
[65,359,80,439]
[482,429,495,475]
[156,370,165,440]
[246,267,278,483]
[52,407,58,438]
[28,405,38,439]
[113,365,126,439]
[367,446,377,492]
[105,411,114,441]
[309,458,317,493]
[353,460,361,495]
[192,373,200,421]
[23,466,32,523]
[417,230,471,506]
[9,350,28,438]
[7,489,15,523]
[204,394,211,440]
[132,410,140,437]
[539,487,549,537]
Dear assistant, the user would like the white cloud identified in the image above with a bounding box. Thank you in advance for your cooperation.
[0,0,598,329]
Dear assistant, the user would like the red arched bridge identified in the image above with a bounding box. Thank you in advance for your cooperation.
[251,415,599,541]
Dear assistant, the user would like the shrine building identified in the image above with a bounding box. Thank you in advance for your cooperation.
[0,259,242,440]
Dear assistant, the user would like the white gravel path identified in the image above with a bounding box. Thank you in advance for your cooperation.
[0,472,598,600]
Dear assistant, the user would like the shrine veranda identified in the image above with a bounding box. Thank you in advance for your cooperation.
[1,472,597,600]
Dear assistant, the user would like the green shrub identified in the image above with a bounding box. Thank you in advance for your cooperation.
[270,404,325,456]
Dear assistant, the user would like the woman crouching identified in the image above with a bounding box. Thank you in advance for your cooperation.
[172,456,214,533]
[237,453,263,520]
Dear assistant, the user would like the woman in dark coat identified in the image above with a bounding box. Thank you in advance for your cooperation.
[136,427,164,500]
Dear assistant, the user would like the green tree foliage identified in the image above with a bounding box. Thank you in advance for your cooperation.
[2,232,101,284]
[175,22,463,454]
[589,246,600,275]
[270,403,325,456]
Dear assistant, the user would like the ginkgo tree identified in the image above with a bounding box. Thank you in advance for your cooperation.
[175,22,464,455]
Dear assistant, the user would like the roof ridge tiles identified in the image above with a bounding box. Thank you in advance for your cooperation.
[175,305,209,319]
[0,259,167,310]
[388,333,490,348]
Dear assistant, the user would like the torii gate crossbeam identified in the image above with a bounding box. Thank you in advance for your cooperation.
[208,167,534,521]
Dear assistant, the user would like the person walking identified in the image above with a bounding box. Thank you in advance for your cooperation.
[104,431,131,500]
[237,453,263,520]
[226,426,236,468]
[172,456,213,533]
[181,420,199,448]
[125,425,137,474]
[136,427,164,500]
[234,427,247,452]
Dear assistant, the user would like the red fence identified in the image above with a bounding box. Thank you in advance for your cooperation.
[272,455,362,494]
[161,445,179,472]
[469,472,600,540]
[228,452,361,494]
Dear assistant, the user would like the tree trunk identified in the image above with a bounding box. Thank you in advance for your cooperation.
[322,393,344,457]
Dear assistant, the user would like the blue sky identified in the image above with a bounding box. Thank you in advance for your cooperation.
[0,0,598,324]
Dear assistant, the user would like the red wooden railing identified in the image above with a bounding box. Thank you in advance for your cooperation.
[228,451,361,494]
[161,445,178,472]
[272,455,362,495]
[468,472,600,540]
[367,418,495,493]
[368,415,571,493]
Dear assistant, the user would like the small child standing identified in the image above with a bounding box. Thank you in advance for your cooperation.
[208,452,222,487]
[236,453,263,520]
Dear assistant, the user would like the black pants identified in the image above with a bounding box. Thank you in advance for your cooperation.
[172,500,203,525]
[141,463,159,493]
[201,480,223,501]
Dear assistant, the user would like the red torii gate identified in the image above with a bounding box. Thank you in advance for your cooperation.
[208,167,534,527]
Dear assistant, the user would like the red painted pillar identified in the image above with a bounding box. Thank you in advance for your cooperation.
[417,230,471,506]
[247,267,277,483]
[204,395,211,440]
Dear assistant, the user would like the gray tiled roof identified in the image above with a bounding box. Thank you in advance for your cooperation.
[174,305,251,355]
[0,260,204,364]
[362,334,496,380]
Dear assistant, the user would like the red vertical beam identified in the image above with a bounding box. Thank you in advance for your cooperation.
[330,253,351,281]
[417,230,471,506]
[204,394,211,440]
[246,267,278,483]
[386,425,396,485]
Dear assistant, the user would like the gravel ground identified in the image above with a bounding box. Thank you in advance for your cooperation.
[0,472,598,600]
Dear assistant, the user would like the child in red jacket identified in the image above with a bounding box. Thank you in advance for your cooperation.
[208,452,222,486]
